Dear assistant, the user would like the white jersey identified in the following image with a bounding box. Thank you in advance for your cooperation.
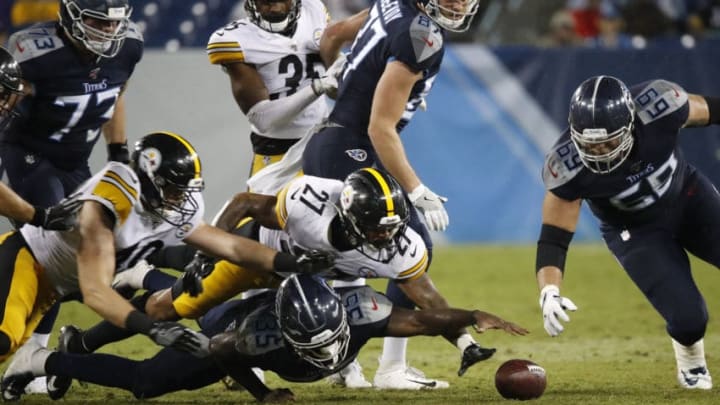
[259,175,429,281]
[20,162,204,297]
[207,0,330,140]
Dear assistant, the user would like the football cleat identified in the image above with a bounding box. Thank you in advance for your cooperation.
[1,339,49,401]
[112,259,155,291]
[678,366,712,390]
[373,362,449,390]
[327,359,371,388]
[46,325,86,400]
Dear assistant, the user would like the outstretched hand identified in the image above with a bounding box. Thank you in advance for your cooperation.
[472,310,529,336]
[31,196,82,231]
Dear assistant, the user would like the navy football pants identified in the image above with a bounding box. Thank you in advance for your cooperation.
[602,170,720,346]
[303,126,433,310]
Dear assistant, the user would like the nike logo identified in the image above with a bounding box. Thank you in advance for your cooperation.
[371,296,378,310]
[423,37,434,47]
[290,189,300,200]
[547,161,558,178]
[16,42,24,52]
[409,246,418,258]
[406,378,437,388]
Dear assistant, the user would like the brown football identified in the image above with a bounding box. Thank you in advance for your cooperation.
[494,359,547,400]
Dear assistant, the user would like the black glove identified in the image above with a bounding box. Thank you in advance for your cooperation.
[30,197,82,231]
[295,249,335,274]
[180,253,215,297]
[457,343,496,376]
[148,321,209,358]
[107,141,130,163]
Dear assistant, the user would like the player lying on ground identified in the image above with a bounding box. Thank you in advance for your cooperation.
[1,274,526,402]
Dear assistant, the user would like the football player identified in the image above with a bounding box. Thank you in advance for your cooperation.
[206,0,367,180]
[0,47,80,231]
[535,76,720,389]
[0,0,143,383]
[0,131,332,400]
[300,0,480,388]
[0,274,526,402]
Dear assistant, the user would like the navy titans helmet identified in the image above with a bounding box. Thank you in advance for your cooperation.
[569,75,636,174]
[245,0,301,35]
[0,47,23,132]
[338,168,409,263]
[129,131,205,227]
[275,274,350,371]
[418,0,480,32]
[59,0,132,58]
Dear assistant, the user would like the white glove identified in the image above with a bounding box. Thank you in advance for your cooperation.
[408,184,449,232]
[539,285,577,337]
[311,53,347,98]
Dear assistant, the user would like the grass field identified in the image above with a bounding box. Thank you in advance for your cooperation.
[5,244,720,404]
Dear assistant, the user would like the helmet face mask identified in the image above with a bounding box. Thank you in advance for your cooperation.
[0,47,23,132]
[131,132,205,227]
[59,0,132,59]
[422,0,479,32]
[338,168,409,263]
[276,275,350,371]
[569,75,636,174]
[245,0,301,35]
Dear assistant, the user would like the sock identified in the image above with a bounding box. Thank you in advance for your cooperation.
[143,269,177,291]
[672,338,707,370]
[332,278,366,288]
[45,352,137,391]
[33,302,60,337]
[379,337,408,369]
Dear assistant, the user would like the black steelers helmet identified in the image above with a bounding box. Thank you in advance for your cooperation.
[338,168,410,263]
[275,274,350,371]
[130,131,205,226]
[245,0,301,35]
[569,75,636,174]
[0,47,23,132]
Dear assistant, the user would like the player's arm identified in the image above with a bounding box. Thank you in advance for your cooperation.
[368,60,423,192]
[0,182,36,224]
[103,87,130,163]
[0,182,80,230]
[212,192,280,231]
[685,94,719,127]
[209,332,296,402]
[386,306,527,337]
[224,60,328,134]
[319,8,369,66]
[535,191,581,337]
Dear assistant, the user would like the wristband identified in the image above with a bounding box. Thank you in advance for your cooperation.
[536,224,574,273]
[125,310,154,335]
[273,252,297,273]
[29,205,46,227]
[704,96,720,125]
[107,142,130,163]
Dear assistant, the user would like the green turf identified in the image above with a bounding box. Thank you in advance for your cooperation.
[7,244,720,404]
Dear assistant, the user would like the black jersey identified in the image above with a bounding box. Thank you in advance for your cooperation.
[198,286,392,382]
[543,80,691,227]
[3,22,143,170]
[329,0,444,133]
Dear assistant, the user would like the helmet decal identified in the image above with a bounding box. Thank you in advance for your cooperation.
[138,147,161,176]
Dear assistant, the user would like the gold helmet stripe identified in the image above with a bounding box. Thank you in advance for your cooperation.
[156,131,202,179]
[361,168,394,216]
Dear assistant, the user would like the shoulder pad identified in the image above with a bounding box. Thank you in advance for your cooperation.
[207,21,247,65]
[542,137,585,190]
[409,15,443,63]
[633,80,688,125]
[341,286,392,325]
[126,21,144,42]
[90,162,142,225]
[9,26,64,63]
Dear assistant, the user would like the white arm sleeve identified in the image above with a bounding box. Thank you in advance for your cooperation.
[246,85,320,136]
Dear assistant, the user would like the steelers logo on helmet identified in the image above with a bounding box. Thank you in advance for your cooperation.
[138,147,161,175]
[340,185,354,211]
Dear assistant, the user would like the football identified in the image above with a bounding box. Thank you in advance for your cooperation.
[494,359,547,400]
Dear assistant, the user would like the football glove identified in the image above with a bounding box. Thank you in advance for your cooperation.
[408,184,449,232]
[148,322,209,358]
[30,197,82,231]
[295,249,335,274]
[180,253,216,297]
[458,343,496,376]
[539,284,577,337]
[311,53,346,98]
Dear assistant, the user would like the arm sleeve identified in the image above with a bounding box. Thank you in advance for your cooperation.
[246,85,320,136]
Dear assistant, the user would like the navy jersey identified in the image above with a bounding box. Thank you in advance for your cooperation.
[3,22,143,170]
[329,0,444,132]
[543,80,691,226]
[198,286,392,382]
